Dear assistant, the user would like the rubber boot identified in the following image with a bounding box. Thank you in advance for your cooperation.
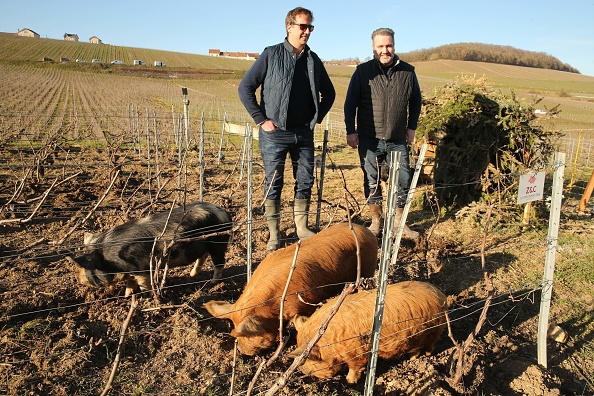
[368,204,382,236]
[393,207,420,240]
[264,199,282,251]
[293,198,316,240]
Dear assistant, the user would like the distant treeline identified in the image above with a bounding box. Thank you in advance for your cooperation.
[399,42,579,74]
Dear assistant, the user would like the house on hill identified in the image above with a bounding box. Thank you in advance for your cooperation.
[208,49,258,60]
[89,36,102,44]
[64,33,79,42]
[327,61,359,67]
[17,28,40,38]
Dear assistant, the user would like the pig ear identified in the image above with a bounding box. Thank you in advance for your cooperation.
[232,314,267,337]
[287,342,321,361]
[287,342,307,358]
[308,345,322,360]
[83,232,96,245]
[291,315,309,331]
[203,300,234,319]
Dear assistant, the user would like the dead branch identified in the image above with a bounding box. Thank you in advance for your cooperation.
[247,241,301,394]
[259,170,278,208]
[14,237,48,256]
[140,304,186,312]
[273,241,300,360]
[152,173,174,203]
[151,201,177,300]
[158,260,169,298]
[53,168,121,245]
[99,295,138,396]
[424,188,442,245]
[229,339,239,396]
[0,168,31,214]
[0,177,58,226]
[247,359,267,396]
[166,229,234,244]
[266,284,355,395]
[336,165,361,218]
[211,150,241,192]
[445,310,459,351]
[447,204,496,388]
[21,178,59,224]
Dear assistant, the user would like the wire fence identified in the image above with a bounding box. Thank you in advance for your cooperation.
[0,109,592,395]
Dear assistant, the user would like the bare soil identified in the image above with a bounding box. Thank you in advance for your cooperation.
[0,144,592,396]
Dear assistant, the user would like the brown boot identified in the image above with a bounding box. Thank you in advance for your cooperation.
[393,207,419,240]
[368,204,382,236]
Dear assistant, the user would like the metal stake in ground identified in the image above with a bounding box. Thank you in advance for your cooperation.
[246,124,254,282]
[218,112,226,166]
[537,151,565,368]
[199,111,205,201]
[316,121,329,230]
[364,151,401,395]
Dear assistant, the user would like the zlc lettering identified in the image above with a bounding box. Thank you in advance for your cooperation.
[526,186,538,194]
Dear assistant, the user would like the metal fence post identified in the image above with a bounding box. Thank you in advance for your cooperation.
[364,152,401,395]
[537,152,565,368]
[218,112,226,166]
[199,111,205,201]
[315,125,329,230]
[246,125,253,282]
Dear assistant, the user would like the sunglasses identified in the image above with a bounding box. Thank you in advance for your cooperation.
[291,22,315,32]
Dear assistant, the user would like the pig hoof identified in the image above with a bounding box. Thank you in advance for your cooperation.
[346,367,365,384]
[210,267,223,284]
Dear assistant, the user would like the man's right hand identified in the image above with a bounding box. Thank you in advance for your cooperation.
[260,120,276,132]
[346,134,359,148]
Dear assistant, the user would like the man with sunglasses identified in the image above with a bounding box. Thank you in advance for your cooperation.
[344,27,422,239]
[239,7,335,251]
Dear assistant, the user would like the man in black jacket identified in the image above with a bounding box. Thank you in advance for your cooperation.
[238,7,335,250]
[344,27,422,239]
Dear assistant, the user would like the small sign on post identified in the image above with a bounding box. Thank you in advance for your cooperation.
[517,172,545,204]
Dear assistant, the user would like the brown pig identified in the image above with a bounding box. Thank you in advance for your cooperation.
[203,222,378,356]
[289,281,447,384]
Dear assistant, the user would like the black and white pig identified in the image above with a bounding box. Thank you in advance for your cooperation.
[67,202,232,295]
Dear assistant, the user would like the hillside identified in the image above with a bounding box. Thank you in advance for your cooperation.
[1,32,594,135]
[400,42,579,74]
[0,32,254,71]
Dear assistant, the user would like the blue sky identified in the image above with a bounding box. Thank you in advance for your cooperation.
[2,0,593,76]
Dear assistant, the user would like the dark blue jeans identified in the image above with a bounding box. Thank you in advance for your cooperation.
[258,125,314,201]
[357,134,411,207]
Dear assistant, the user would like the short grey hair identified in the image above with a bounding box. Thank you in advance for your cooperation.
[371,28,394,41]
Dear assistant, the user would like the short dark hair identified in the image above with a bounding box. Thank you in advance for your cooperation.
[285,7,314,26]
[372,28,394,41]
